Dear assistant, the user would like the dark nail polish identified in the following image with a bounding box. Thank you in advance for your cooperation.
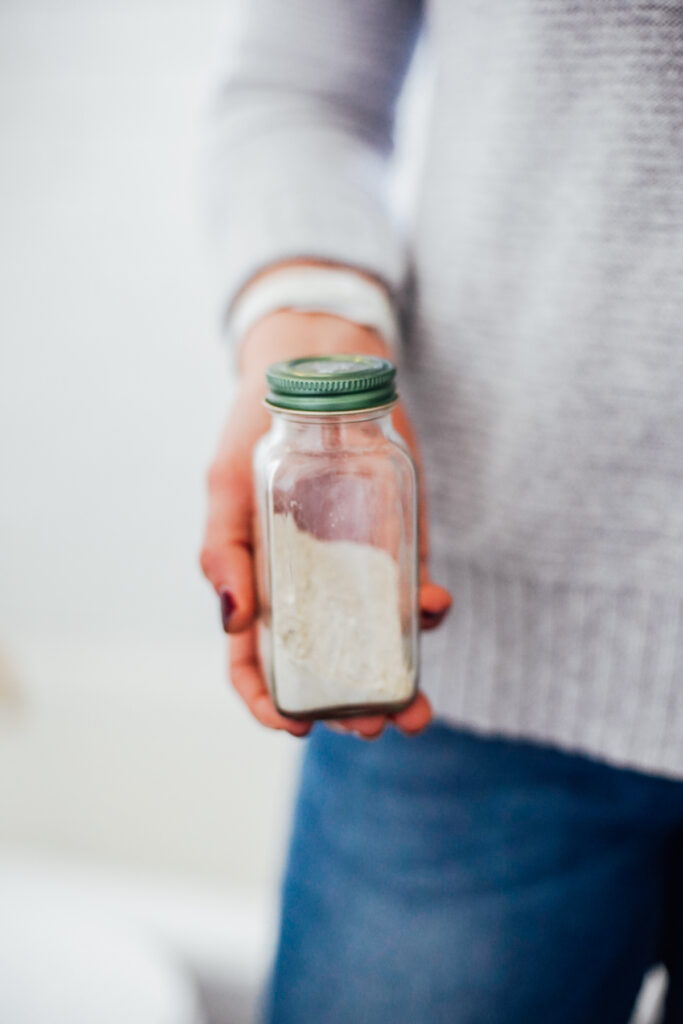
[219,589,236,630]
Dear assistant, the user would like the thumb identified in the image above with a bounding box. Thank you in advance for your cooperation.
[418,488,452,630]
[418,494,452,630]
[391,405,452,631]
[200,457,257,634]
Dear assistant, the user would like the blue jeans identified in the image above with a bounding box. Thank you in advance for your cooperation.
[263,723,683,1024]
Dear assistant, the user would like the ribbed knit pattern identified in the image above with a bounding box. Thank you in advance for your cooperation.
[421,563,683,777]
[210,0,683,777]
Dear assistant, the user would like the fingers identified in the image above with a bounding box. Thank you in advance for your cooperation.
[392,690,432,733]
[200,385,271,634]
[326,715,387,740]
[326,690,433,740]
[200,456,257,634]
[420,580,453,631]
[229,630,311,737]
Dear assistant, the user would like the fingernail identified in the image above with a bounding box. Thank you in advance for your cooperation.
[219,589,236,630]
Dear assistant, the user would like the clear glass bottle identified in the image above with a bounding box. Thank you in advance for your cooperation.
[253,355,419,720]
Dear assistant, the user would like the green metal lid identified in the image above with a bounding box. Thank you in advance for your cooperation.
[265,355,397,412]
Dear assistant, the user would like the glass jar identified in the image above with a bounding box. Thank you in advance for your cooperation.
[253,355,419,720]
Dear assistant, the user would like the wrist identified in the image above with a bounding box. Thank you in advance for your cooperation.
[229,262,400,363]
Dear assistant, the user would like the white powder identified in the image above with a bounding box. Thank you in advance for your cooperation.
[270,514,414,714]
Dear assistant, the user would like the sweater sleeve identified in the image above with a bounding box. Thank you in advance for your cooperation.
[206,0,423,319]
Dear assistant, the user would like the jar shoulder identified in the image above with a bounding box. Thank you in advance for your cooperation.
[255,423,415,463]
[257,435,416,486]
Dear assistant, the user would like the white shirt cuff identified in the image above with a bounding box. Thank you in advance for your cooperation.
[226,266,401,351]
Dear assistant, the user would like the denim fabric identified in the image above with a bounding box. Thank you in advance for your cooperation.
[263,724,683,1024]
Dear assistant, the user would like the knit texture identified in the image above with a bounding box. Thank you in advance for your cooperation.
[209,0,683,777]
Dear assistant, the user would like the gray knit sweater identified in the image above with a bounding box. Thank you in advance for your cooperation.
[209,0,683,777]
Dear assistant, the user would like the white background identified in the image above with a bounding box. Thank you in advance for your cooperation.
[0,0,302,894]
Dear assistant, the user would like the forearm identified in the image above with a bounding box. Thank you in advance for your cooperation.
[207,0,422,322]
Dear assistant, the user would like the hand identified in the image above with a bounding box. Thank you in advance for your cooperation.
[200,307,452,740]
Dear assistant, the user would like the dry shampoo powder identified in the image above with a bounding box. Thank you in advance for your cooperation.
[253,355,419,718]
[270,513,413,714]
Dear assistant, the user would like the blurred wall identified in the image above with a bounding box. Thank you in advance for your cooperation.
[0,0,301,894]
[0,0,428,896]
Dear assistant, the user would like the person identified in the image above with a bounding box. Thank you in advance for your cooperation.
[200,1,683,1021]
